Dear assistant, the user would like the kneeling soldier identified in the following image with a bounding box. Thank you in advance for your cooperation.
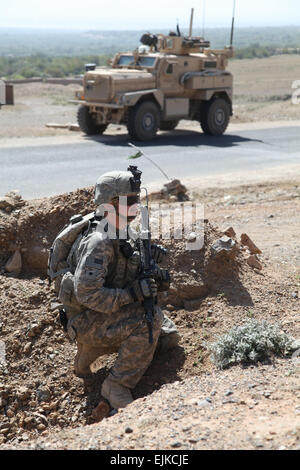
[56,168,180,410]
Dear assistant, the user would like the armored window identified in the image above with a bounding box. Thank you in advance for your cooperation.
[118,55,134,65]
[138,57,156,67]
[204,61,217,68]
[166,64,173,74]
[166,38,174,49]
[117,55,156,67]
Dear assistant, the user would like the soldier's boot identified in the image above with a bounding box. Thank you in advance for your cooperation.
[156,331,181,355]
[101,376,133,409]
[74,342,102,378]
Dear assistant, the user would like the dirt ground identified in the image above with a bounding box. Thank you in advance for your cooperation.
[228,54,300,123]
[0,172,299,450]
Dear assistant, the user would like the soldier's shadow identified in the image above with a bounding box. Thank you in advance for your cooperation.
[134,345,186,400]
[82,364,111,422]
[82,345,186,421]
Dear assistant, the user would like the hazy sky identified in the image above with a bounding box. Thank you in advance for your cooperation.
[1,0,300,29]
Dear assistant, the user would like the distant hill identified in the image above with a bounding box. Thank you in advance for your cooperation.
[0,26,300,57]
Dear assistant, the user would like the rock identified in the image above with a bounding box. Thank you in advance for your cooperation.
[290,340,300,352]
[0,199,13,213]
[188,232,197,242]
[37,423,47,431]
[6,410,13,419]
[0,397,7,409]
[125,426,133,434]
[211,236,237,258]
[23,416,35,429]
[16,386,30,401]
[45,123,69,129]
[50,302,63,312]
[0,191,25,213]
[5,250,22,275]
[27,322,41,338]
[246,255,263,270]
[171,441,182,448]
[162,179,189,201]
[68,124,80,132]
[186,397,211,407]
[0,427,10,435]
[223,227,236,238]
[23,342,32,355]
[23,246,48,274]
[240,233,262,254]
[166,304,175,311]
[183,298,203,311]
[36,386,51,403]
[197,399,211,408]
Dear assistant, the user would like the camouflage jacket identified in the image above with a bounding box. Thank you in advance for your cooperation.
[71,229,140,314]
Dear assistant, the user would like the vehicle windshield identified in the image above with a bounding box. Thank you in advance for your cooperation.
[117,55,156,67]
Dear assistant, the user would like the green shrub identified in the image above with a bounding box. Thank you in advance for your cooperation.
[209,319,296,369]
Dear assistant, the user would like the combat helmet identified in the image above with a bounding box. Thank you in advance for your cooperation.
[94,166,142,206]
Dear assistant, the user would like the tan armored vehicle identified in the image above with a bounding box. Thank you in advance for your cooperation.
[73,15,234,140]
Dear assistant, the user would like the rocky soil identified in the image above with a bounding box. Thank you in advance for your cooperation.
[0,176,299,450]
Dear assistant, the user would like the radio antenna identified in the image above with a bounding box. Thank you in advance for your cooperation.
[189,8,194,38]
[176,17,181,36]
[230,0,236,47]
[202,0,206,37]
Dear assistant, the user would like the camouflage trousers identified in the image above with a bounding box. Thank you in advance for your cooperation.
[67,303,177,389]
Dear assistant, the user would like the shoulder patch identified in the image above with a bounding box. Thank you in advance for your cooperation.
[85,255,104,268]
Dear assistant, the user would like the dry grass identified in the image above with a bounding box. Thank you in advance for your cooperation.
[228,54,300,122]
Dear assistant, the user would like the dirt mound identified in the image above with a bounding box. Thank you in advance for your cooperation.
[0,186,286,446]
[0,186,255,301]
[0,187,94,274]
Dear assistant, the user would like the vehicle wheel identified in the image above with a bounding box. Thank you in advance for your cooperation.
[127,100,160,141]
[160,120,179,131]
[200,98,230,136]
[77,105,108,135]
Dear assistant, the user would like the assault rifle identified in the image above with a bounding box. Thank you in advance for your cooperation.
[127,165,157,344]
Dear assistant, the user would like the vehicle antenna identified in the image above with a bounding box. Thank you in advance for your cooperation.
[176,17,181,36]
[230,0,236,47]
[202,0,206,37]
[189,7,194,38]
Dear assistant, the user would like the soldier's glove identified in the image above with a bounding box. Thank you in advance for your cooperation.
[151,244,168,263]
[155,268,171,292]
[129,278,158,303]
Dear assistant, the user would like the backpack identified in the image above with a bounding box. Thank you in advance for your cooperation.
[47,211,96,296]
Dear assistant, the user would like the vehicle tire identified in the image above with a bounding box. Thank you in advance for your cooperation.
[127,100,160,141]
[200,98,230,136]
[160,119,179,131]
[77,105,108,135]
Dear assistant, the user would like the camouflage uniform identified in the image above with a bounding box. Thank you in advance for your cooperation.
[56,169,179,407]
[63,185,176,392]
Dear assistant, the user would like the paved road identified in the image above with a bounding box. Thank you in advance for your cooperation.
[0,126,299,199]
